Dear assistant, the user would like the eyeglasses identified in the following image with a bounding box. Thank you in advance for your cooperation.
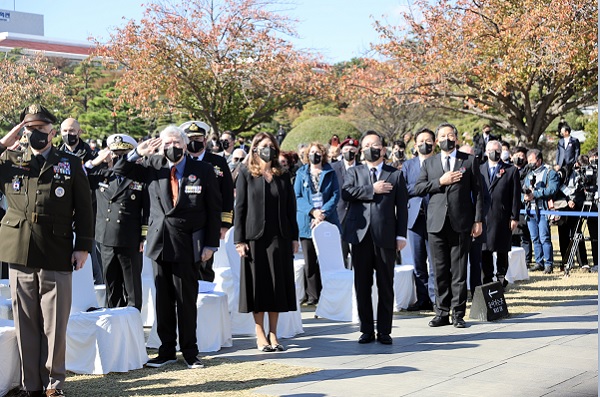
[232,157,243,161]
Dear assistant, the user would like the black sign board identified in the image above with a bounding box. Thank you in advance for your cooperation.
[469,281,509,321]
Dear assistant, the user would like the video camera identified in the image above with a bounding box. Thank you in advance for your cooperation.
[521,163,536,195]
[575,161,598,203]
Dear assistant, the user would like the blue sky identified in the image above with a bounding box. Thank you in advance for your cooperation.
[0,0,406,63]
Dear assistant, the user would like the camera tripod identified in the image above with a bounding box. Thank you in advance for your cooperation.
[564,199,595,277]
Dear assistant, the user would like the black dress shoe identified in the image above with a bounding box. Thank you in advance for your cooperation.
[358,333,376,344]
[428,315,450,327]
[453,317,466,328]
[376,333,393,345]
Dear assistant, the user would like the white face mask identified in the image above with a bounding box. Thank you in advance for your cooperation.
[501,150,510,161]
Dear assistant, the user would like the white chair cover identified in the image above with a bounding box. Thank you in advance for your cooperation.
[146,290,233,352]
[402,233,416,266]
[140,251,156,327]
[0,297,12,320]
[67,255,148,374]
[0,319,20,397]
[94,284,106,308]
[503,247,529,284]
[293,251,306,304]
[0,279,10,299]
[212,228,234,269]
[393,265,417,311]
[312,221,356,322]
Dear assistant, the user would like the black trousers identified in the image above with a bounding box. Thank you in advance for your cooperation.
[153,259,199,361]
[300,238,322,303]
[351,230,396,335]
[408,214,433,305]
[558,213,588,267]
[429,218,470,318]
[100,244,143,310]
[482,250,508,284]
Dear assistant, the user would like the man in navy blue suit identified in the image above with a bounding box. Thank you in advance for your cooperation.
[555,123,580,171]
[401,128,435,311]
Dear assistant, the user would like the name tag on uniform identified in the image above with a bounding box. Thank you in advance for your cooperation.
[129,181,143,191]
[98,182,110,189]
[185,185,202,194]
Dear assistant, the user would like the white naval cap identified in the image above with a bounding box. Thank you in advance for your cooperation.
[107,134,137,151]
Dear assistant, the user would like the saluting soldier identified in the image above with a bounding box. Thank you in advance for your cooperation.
[88,134,149,311]
[180,121,234,282]
[0,104,94,397]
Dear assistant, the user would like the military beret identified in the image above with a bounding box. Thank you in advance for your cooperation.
[107,134,137,151]
[340,138,359,148]
[179,121,210,137]
[20,104,57,124]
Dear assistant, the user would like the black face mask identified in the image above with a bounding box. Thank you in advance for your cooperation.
[63,134,78,147]
[309,153,322,165]
[343,151,356,162]
[187,140,204,153]
[438,139,456,152]
[417,143,433,155]
[488,150,501,162]
[165,146,184,163]
[27,129,50,150]
[514,157,525,167]
[258,146,277,163]
[220,140,230,150]
[363,147,381,162]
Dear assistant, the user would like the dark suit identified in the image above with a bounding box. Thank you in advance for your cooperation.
[342,163,408,335]
[472,132,499,161]
[331,159,356,267]
[400,157,433,306]
[414,150,483,319]
[192,151,234,281]
[555,136,580,169]
[480,162,521,283]
[114,154,221,361]
[90,165,149,310]
[0,145,94,391]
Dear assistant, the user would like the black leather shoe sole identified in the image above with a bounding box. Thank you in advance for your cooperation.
[358,333,376,344]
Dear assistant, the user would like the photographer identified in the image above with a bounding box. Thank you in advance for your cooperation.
[581,150,598,269]
[555,157,587,270]
[522,149,560,274]
[511,146,533,263]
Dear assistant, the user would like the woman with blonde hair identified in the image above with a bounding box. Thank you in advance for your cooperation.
[234,132,299,352]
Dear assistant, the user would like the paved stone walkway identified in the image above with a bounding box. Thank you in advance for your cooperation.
[216,298,598,397]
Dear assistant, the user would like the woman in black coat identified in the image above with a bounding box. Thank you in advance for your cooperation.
[234,132,299,352]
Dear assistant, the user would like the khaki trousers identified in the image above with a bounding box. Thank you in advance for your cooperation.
[9,264,72,391]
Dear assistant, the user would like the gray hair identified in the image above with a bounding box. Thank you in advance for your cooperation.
[160,125,189,145]
[486,140,502,151]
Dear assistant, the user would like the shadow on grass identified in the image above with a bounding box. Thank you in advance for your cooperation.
[65,357,317,397]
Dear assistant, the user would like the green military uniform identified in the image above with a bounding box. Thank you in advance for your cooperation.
[0,104,94,396]
[0,146,94,268]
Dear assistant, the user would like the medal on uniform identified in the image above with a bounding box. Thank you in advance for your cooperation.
[188,174,197,182]
[55,187,65,198]
[12,177,21,192]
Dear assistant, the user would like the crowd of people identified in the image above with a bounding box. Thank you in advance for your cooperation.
[0,104,597,396]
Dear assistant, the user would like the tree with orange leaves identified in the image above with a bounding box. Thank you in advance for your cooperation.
[97,0,328,135]
[0,51,65,126]
[367,0,597,145]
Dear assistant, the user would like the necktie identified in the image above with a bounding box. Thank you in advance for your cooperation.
[35,154,45,167]
[489,165,496,181]
[370,167,377,184]
[170,166,179,206]
[444,156,451,173]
